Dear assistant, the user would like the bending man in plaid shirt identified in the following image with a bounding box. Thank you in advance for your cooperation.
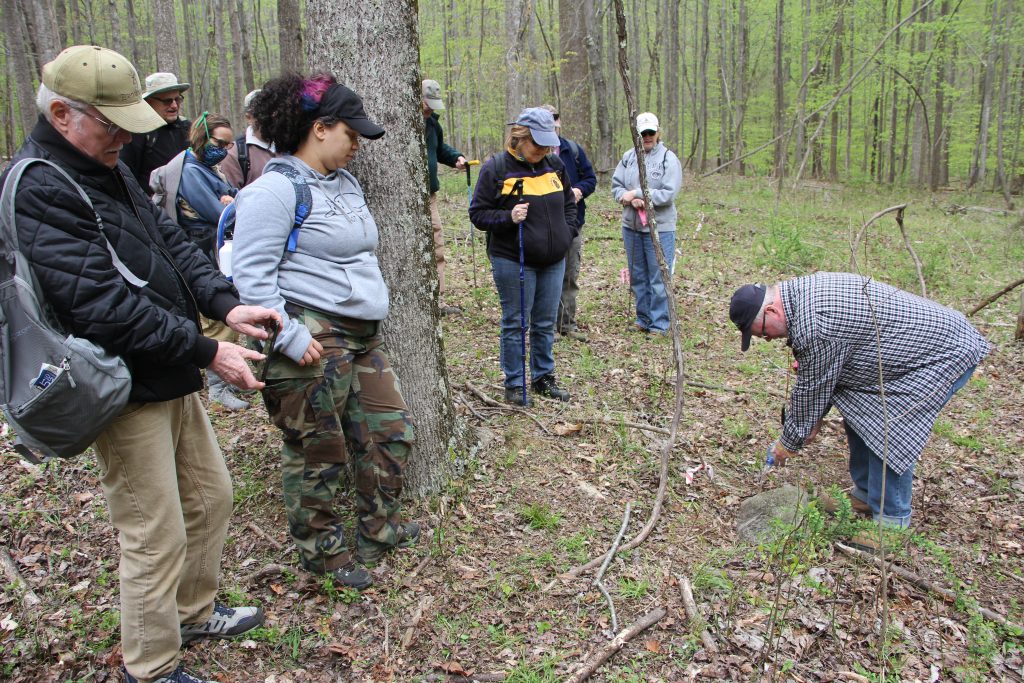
[730,272,991,529]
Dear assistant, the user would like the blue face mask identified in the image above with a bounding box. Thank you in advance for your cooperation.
[200,144,229,166]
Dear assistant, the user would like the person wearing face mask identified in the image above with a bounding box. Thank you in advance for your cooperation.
[612,111,682,335]
[177,112,247,410]
[231,73,419,591]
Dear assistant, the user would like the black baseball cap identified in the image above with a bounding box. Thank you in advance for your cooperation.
[320,83,385,139]
[729,283,767,352]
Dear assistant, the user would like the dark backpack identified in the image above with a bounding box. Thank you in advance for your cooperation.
[236,134,250,187]
[216,166,313,281]
[1,159,139,463]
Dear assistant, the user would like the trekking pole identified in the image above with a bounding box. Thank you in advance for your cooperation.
[512,179,528,405]
[465,160,480,289]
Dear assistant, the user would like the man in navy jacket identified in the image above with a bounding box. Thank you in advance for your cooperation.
[541,105,597,341]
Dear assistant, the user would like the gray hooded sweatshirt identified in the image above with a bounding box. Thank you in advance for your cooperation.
[611,141,683,234]
[232,155,388,362]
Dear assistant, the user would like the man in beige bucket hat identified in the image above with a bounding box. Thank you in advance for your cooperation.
[120,70,192,192]
[2,45,276,683]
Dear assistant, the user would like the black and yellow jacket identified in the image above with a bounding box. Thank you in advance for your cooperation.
[469,149,577,267]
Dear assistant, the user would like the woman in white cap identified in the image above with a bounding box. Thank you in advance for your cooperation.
[612,111,682,334]
[469,107,577,406]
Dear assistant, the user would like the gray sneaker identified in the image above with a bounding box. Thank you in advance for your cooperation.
[209,383,250,411]
[179,603,265,644]
[123,664,214,683]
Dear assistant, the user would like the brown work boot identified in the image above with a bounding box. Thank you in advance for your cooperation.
[817,489,872,517]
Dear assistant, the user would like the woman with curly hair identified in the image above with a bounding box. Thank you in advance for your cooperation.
[176,112,249,409]
[231,73,417,591]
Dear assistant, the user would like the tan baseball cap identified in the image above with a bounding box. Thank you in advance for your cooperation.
[421,79,445,111]
[42,45,166,134]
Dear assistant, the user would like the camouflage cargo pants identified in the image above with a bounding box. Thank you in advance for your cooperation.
[260,306,415,573]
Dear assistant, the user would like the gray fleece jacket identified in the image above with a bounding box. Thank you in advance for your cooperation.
[611,142,683,234]
[232,155,389,362]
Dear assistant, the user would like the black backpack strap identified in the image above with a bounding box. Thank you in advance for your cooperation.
[491,152,507,202]
[236,134,250,186]
[268,166,313,253]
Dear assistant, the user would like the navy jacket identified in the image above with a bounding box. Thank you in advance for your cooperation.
[556,136,597,227]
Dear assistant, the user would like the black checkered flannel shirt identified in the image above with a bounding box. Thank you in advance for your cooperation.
[778,272,991,474]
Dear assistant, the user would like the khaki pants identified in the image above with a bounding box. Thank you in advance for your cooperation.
[94,394,232,681]
[429,192,446,294]
[201,315,235,343]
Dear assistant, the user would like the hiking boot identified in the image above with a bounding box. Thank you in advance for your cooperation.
[357,522,421,568]
[532,374,570,401]
[327,563,373,591]
[207,371,250,411]
[817,490,872,517]
[180,603,265,644]
[123,664,214,683]
[504,386,531,407]
[559,328,589,342]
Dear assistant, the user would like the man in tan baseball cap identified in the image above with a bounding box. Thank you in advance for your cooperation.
[41,45,167,135]
[121,71,193,192]
[4,44,273,683]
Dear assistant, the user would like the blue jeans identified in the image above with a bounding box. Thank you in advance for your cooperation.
[622,228,675,332]
[847,366,975,528]
[491,256,566,389]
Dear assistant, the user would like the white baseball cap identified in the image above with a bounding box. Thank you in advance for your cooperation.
[636,112,660,134]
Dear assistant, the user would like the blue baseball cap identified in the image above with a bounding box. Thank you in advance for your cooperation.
[512,107,560,147]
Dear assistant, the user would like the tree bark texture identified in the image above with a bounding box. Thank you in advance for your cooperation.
[278,0,304,73]
[152,0,181,75]
[2,0,38,140]
[305,0,468,497]
[559,0,593,148]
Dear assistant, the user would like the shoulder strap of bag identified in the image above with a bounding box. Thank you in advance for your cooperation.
[267,166,312,253]
[236,134,250,186]
[2,158,148,288]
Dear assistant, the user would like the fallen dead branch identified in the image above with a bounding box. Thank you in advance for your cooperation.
[593,502,632,633]
[686,380,786,400]
[463,381,551,435]
[835,542,1022,631]
[246,521,283,551]
[967,276,1024,316]
[1,547,40,608]
[566,606,667,683]
[457,392,488,422]
[401,595,434,650]
[576,416,670,436]
[420,674,505,683]
[244,563,287,584]
[676,573,718,654]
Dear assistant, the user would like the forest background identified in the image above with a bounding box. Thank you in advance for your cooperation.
[2,0,1023,198]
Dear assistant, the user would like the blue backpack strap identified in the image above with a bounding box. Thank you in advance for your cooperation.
[271,166,313,253]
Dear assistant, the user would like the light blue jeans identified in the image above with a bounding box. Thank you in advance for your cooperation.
[490,256,566,389]
[622,227,675,332]
[847,366,975,527]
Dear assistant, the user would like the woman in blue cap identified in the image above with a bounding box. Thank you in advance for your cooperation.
[469,107,577,405]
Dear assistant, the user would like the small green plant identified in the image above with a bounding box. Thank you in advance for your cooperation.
[618,577,650,599]
[520,502,561,530]
[487,623,523,649]
[504,653,561,683]
[724,416,751,440]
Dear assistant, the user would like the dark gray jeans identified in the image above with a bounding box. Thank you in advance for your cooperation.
[557,226,584,333]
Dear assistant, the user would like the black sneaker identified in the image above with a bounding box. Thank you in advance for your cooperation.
[123,664,214,683]
[532,374,570,401]
[504,386,531,406]
[328,563,374,591]
[179,603,265,644]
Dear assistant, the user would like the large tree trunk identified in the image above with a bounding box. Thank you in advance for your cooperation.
[305,0,467,496]
[2,0,38,140]
[583,0,614,181]
[505,0,530,120]
[772,0,786,177]
[20,0,62,64]
[733,0,748,175]
[152,0,181,75]
[278,0,304,73]
[967,0,998,190]
[930,0,950,191]
[559,0,593,146]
